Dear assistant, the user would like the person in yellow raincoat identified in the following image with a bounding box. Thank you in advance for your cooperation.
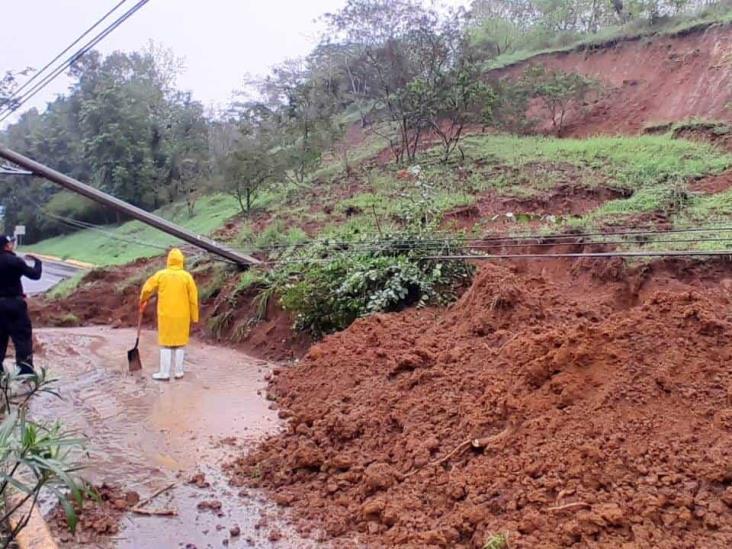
[140,248,199,381]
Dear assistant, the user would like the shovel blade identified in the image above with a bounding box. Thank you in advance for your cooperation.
[127,348,142,373]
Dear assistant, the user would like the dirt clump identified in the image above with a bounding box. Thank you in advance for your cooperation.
[197,499,223,514]
[690,169,732,194]
[229,258,732,547]
[48,483,139,545]
[189,472,211,489]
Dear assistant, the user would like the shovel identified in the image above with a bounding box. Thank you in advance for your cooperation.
[127,302,147,373]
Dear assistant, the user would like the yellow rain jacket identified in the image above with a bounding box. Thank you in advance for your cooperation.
[140,248,199,347]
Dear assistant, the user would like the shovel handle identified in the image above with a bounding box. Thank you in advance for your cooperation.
[136,305,145,339]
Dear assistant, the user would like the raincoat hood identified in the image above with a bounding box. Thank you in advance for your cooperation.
[167,248,185,269]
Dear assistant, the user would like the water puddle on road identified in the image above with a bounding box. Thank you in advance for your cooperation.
[30,327,316,549]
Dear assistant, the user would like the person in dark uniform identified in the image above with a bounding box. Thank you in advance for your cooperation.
[0,235,42,375]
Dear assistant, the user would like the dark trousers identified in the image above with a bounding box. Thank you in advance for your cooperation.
[0,297,35,375]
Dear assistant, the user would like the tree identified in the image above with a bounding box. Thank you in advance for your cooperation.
[419,68,496,163]
[521,65,598,135]
[323,0,446,164]
[1,47,215,242]
[221,106,284,216]
[71,50,168,209]
[0,72,18,112]
[403,13,497,163]
[160,92,210,216]
[252,59,342,184]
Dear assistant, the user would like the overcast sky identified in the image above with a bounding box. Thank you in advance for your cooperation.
[1,0,469,124]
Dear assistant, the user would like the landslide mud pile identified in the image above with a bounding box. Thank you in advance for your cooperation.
[229,259,732,547]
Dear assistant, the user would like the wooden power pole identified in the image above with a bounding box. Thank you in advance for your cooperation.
[0,144,259,268]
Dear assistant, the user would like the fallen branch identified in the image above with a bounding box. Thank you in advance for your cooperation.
[404,439,473,478]
[404,424,515,478]
[130,507,178,517]
[497,333,520,354]
[136,482,176,509]
[548,502,590,512]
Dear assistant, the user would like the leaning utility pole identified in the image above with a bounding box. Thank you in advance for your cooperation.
[0,145,259,268]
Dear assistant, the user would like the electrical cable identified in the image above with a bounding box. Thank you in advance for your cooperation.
[0,0,130,113]
[244,232,732,258]
[242,223,732,253]
[263,248,732,266]
[422,250,732,260]
[0,0,151,123]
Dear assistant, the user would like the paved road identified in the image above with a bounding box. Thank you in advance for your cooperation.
[22,257,83,295]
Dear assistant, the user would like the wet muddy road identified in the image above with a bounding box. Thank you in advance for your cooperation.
[31,327,314,549]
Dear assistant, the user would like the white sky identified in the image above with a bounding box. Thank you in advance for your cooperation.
[1,0,469,124]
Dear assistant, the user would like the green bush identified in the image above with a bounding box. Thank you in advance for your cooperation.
[277,234,474,336]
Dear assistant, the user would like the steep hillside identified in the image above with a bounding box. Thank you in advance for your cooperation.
[499,22,732,136]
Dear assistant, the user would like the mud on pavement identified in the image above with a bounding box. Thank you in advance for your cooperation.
[232,257,732,548]
[31,327,321,548]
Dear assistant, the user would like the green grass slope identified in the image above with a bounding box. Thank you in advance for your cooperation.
[25,133,732,266]
[25,194,241,265]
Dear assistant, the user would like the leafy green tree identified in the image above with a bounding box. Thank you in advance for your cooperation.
[323,0,446,164]
[1,48,214,241]
[221,106,284,215]
[521,65,599,135]
[71,50,167,209]
[159,92,210,216]
[254,60,341,184]
[0,72,18,112]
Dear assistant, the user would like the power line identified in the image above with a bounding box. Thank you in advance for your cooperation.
[1,0,130,112]
[243,223,732,253]
[0,0,151,123]
[254,239,732,261]
[33,206,169,252]
[24,200,232,265]
[421,251,732,260]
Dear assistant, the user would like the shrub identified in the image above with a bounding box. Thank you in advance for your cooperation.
[520,66,600,135]
[277,233,474,337]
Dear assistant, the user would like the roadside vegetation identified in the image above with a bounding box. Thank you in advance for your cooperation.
[0,369,85,546]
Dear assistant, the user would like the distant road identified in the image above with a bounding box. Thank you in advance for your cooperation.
[23,257,87,295]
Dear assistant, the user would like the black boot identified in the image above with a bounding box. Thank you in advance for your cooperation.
[16,359,35,377]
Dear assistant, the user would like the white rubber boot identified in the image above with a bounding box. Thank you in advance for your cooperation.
[174,347,186,379]
[153,348,172,381]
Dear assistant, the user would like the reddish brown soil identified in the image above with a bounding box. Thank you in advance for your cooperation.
[229,256,732,547]
[49,484,139,545]
[498,24,732,136]
[666,123,732,154]
[444,183,630,230]
[690,169,732,194]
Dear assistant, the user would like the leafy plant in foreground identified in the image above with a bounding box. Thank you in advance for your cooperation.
[0,369,86,547]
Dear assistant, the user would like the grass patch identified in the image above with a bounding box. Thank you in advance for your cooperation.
[46,272,86,299]
[483,533,509,549]
[461,134,731,191]
[644,118,732,137]
[25,194,242,266]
